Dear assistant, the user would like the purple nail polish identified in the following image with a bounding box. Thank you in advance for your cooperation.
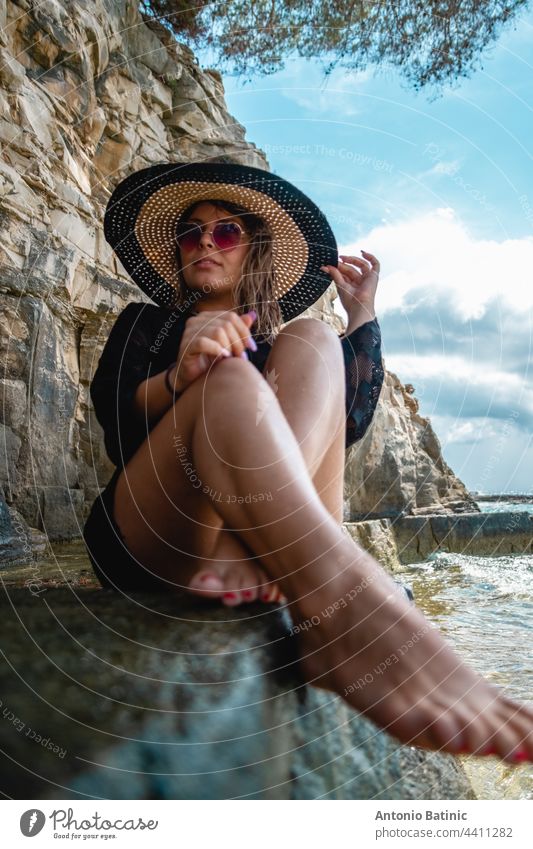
[248,310,257,321]
[240,350,249,360]
[248,338,258,352]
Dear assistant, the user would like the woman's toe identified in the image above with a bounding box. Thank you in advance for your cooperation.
[188,571,225,597]
[260,582,282,603]
[240,587,257,602]
[222,568,246,606]
[240,566,270,603]
[222,591,242,607]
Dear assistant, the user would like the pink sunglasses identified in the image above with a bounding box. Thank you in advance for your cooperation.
[175,220,249,252]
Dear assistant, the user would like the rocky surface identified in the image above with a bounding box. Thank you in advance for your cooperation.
[0,0,475,552]
[0,0,268,545]
[343,517,402,572]
[343,510,533,567]
[344,370,479,520]
[392,511,533,564]
[0,542,475,800]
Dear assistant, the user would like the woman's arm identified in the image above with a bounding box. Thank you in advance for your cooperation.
[90,303,167,466]
[133,364,184,425]
[339,303,377,337]
[321,249,383,447]
[133,309,257,424]
[340,317,384,449]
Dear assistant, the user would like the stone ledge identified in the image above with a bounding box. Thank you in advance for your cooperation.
[0,548,473,800]
[392,512,533,564]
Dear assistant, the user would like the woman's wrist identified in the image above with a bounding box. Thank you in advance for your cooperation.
[341,304,377,337]
[164,362,182,401]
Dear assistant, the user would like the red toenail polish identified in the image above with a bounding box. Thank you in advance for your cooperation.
[511,749,528,763]
[223,592,237,600]
[242,590,253,599]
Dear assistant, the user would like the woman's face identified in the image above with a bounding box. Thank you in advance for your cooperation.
[178,202,251,298]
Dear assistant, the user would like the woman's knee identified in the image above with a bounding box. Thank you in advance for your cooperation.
[275,318,344,398]
[201,355,267,399]
[279,317,343,357]
[176,357,275,440]
[172,358,258,416]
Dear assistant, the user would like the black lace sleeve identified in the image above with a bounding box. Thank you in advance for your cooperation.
[340,317,384,449]
[90,302,155,468]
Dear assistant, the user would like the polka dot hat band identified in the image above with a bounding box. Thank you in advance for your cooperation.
[103,161,338,322]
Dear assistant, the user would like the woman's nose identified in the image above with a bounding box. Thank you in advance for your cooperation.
[198,227,215,248]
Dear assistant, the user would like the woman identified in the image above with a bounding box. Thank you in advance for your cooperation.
[84,161,533,763]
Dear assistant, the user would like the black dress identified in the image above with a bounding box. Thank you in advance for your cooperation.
[83,302,385,591]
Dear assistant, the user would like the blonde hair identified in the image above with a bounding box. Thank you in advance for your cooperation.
[174,198,283,344]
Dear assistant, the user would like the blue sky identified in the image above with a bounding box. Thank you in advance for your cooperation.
[195,8,533,494]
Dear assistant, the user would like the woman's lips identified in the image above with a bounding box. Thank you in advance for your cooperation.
[193,259,221,268]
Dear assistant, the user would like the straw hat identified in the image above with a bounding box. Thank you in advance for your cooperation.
[103,161,338,322]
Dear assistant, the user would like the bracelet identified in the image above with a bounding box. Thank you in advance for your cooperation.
[164,361,180,400]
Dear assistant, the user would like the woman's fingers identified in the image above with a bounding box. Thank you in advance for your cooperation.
[225,311,257,353]
[340,251,380,272]
[339,258,368,273]
[321,264,355,290]
[186,335,232,362]
[190,311,256,357]
[361,250,380,272]
[211,321,242,356]
[191,317,244,358]
[338,261,366,282]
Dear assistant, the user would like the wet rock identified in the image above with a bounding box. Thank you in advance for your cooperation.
[343,519,402,573]
[0,543,475,800]
[393,512,533,563]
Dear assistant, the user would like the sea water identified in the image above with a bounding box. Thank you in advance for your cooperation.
[394,500,533,799]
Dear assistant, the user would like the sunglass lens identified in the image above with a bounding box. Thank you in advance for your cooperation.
[176,221,245,251]
[213,223,243,249]
[176,223,202,251]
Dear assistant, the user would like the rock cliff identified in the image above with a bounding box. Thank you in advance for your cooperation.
[0,0,473,550]
[344,370,478,520]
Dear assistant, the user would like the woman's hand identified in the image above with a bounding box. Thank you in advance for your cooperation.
[321,250,380,333]
[172,309,257,393]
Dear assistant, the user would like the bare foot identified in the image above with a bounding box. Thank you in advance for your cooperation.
[286,542,533,764]
[184,529,287,607]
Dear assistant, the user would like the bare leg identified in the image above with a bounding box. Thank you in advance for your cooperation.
[188,317,346,602]
[114,328,533,761]
[114,318,346,605]
[184,359,533,761]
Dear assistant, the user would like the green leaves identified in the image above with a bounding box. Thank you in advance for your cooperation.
[141,0,528,93]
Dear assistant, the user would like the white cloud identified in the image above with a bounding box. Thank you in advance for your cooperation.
[337,207,533,318]
[384,353,533,424]
[430,415,512,445]
[384,354,523,386]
